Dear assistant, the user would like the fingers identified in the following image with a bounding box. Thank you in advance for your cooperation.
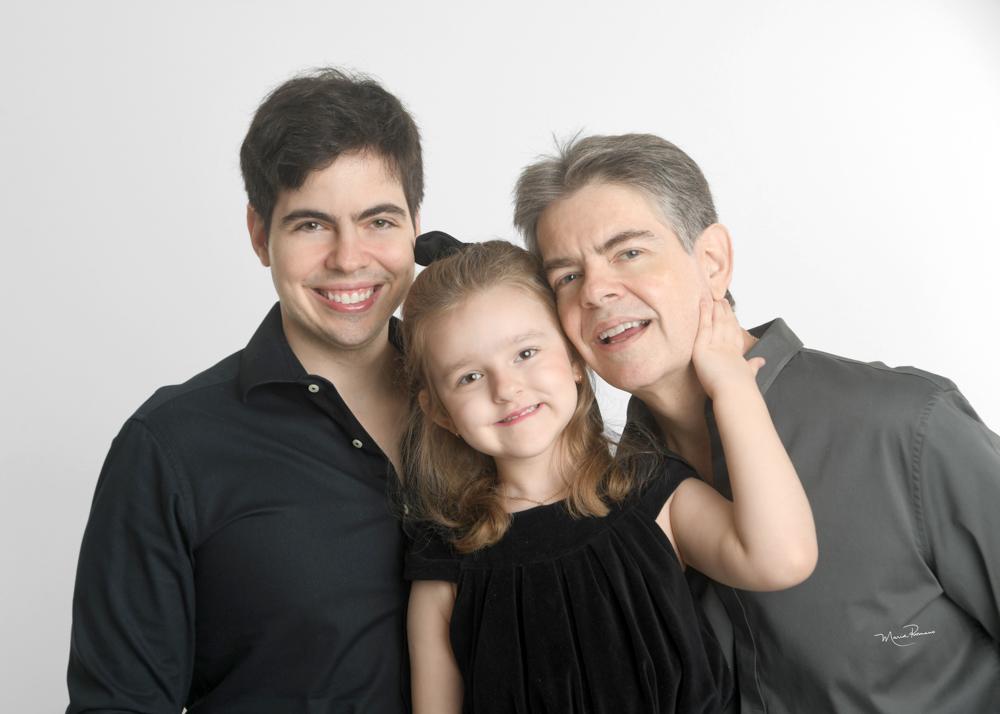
[708,298,739,347]
[697,298,742,351]
[694,299,714,347]
[746,356,766,377]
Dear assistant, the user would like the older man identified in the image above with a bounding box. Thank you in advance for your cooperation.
[514,134,1000,712]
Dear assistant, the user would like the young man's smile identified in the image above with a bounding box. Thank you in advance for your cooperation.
[250,151,418,360]
[310,283,382,311]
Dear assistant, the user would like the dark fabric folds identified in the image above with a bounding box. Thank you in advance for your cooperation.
[407,459,732,713]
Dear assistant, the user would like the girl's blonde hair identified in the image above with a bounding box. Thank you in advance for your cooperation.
[401,240,643,553]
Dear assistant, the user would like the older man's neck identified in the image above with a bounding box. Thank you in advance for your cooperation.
[636,369,715,484]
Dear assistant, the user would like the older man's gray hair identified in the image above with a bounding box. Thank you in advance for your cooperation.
[513,133,719,257]
[513,133,734,306]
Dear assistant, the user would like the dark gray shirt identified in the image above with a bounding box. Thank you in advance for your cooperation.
[628,318,1000,713]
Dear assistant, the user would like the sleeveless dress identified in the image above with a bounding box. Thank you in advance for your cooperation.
[405,457,733,713]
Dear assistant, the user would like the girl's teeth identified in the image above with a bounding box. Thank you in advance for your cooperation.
[503,404,538,422]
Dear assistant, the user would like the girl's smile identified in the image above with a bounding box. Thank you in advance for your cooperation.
[421,284,581,478]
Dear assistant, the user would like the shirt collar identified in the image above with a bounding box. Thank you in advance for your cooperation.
[744,317,803,395]
[626,317,804,428]
[238,303,406,401]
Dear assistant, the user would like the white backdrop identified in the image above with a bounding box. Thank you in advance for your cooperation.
[2,1,998,709]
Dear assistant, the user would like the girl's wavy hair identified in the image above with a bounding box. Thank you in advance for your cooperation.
[400,240,650,553]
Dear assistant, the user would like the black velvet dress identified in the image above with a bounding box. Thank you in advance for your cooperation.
[405,458,733,713]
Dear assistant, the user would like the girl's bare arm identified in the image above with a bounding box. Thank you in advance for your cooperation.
[408,580,463,713]
[664,300,817,591]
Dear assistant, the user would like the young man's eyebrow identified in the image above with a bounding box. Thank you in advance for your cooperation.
[354,203,407,222]
[280,209,336,227]
[278,203,408,228]
[542,229,658,273]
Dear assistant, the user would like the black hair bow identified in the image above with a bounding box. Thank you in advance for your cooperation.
[414,230,466,266]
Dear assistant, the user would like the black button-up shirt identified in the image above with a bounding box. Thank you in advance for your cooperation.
[67,304,409,713]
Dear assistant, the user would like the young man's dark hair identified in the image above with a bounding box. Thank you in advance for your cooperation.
[240,67,424,231]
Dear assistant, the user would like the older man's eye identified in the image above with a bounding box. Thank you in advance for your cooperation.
[555,273,579,289]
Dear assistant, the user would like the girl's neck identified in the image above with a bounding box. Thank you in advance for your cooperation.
[495,447,570,512]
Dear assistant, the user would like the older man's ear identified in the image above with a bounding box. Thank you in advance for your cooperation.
[696,224,735,302]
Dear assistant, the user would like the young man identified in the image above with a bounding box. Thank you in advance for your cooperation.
[67,69,421,713]
[514,134,1000,712]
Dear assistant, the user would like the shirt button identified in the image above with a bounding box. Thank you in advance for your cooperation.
[351,439,363,449]
[307,384,320,393]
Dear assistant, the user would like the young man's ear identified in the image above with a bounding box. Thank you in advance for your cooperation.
[247,204,271,267]
[418,389,456,434]
[695,223,734,301]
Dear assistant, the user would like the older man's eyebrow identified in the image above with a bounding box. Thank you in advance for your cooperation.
[598,229,658,253]
[542,229,659,273]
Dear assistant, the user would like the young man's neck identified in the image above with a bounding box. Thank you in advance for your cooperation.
[284,318,408,475]
[284,322,399,395]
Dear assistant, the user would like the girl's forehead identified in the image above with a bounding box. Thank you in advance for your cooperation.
[448,284,556,326]
[423,285,565,372]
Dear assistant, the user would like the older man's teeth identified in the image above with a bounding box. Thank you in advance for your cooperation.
[599,320,648,343]
[325,287,375,304]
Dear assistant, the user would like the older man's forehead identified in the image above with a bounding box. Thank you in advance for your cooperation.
[541,229,660,273]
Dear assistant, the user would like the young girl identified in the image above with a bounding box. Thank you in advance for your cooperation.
[400,240,816,713]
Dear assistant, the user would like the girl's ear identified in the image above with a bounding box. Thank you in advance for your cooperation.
[419,389,456,434]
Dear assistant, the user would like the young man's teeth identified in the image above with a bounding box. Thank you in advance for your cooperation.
[325,287,375,304]
[599,320,647,343]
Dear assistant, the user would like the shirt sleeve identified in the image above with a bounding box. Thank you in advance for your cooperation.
[916,388,1000,642]
[67,418,196,713]
[403,524,461,583]
[634,455,696,520]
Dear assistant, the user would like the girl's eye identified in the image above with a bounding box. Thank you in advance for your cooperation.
[515,348,538,362]
[457,372,483,386]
